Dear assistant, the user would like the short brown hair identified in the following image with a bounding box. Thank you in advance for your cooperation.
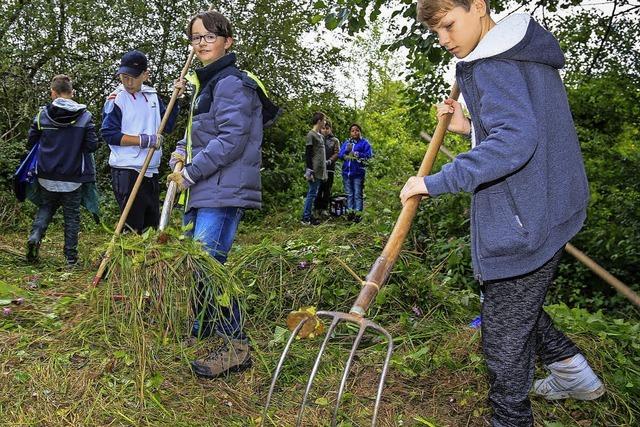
[311,112,326,126]
[417,0,490,28]
[187,11,233,39]
[51,74,73,95]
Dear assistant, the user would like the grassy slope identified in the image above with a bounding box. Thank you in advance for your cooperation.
[0,153,638,426]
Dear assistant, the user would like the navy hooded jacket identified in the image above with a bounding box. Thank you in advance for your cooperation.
[424,14,589,281]
[27,98,98,183]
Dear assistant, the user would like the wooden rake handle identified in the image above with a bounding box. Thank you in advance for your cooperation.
[92,49,196,286]
[564,243,640,308]
[422,132,640,309]
[350,83,461,316]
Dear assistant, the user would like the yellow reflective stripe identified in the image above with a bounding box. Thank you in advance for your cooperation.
[179,72,201,207]
[244,70,268,96]
[36,109,43,130]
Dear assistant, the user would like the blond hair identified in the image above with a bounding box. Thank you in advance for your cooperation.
[417,0,490,28]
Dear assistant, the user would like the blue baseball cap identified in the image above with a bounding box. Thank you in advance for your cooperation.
[116,50,148,77]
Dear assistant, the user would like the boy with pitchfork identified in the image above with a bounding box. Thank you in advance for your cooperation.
[401,1,604,425]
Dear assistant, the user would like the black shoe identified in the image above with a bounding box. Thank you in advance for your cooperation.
[66,257,79,269]
[352,214,362,223]
[301,218,321,226]
[26,240,40,263]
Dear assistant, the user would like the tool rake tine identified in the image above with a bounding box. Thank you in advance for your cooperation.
[331,320,367,426]
[296,315,341,426]
[263,316,313,419]
[370,322,394,426]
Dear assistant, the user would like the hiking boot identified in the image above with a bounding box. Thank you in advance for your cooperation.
[26,240,40,263]
[66,257,79,268]
[191,340,252,378]
[533,353,605,400]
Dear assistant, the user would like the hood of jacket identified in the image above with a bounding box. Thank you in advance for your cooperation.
[460,13,564,70]
[44,98,87,126]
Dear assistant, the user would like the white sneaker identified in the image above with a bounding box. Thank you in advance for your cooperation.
[533,353,605,400]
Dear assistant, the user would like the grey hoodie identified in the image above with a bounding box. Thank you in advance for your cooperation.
[424,14,589,281]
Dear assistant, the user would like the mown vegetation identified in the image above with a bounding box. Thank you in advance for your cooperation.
[1,0,639,425]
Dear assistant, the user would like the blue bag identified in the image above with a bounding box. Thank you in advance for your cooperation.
[13,141,39,202]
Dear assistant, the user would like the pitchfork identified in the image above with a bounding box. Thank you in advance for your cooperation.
[263,83,460,426]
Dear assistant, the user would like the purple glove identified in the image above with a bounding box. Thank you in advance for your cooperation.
[169,146,186,170]
[139,134,163,149]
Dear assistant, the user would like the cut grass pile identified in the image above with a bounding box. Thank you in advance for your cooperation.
[0,213,638,426]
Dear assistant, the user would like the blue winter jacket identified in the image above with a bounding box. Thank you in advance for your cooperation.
[338,137,372,179]
[178,53,263,209]
[424,14,589,281]
[27,99,98,183]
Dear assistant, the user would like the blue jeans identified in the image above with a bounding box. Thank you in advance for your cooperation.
[302,179,323,221]
[183,207,246,342]
[343,175,364,212]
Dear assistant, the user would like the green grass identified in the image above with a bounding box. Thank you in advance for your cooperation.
[0,140,638,425]
[0,208,638,426]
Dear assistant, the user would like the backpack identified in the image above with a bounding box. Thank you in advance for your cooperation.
[13,110,42,202]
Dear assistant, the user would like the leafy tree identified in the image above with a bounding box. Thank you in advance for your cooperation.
[312,0,640,100]
[0,0,345,202]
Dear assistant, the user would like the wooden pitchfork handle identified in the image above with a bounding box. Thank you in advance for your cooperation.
[420,131,640,309]
[92,49,196,287]
[350,83,461,316]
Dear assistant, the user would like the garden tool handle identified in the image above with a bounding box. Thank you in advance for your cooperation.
[350,83,460,316]
[92,49,196,287]
[158,162,183,231]
[423,133,640,310]
[564,243,640,308]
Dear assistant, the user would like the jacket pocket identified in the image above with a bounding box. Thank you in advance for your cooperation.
[475,190,530,259]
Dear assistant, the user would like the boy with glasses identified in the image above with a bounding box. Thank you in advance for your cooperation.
[167,10,267,378]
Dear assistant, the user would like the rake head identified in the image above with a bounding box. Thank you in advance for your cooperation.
[263,308,394,426]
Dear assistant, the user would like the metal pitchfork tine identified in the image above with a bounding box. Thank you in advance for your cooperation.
[263,83,460,426]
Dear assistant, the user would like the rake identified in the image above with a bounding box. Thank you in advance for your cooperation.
[263,83,460,426]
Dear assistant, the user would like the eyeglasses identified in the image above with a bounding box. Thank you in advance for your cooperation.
[189,33,220,45]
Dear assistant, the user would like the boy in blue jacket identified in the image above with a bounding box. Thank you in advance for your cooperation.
[401,1,604,425]
[338,123,372,222]
[167,10,265,379]
[26,75,98,266]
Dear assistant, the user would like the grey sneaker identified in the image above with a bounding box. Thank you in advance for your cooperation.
[533,353,605,400]
[191,339,251,378]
